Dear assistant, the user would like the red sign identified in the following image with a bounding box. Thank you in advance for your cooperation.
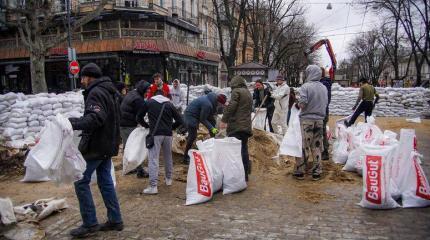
[134,41,160,52]
[365,155,382,204]
[414,155,430,200]
[49,47,68,56]
[196,51,206,59]
[69,60,80,75]
[192,151,212,197]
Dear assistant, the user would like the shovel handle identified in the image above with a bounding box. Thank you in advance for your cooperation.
[252,95,268,123]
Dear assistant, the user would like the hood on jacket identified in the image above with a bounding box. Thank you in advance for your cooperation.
[230,75,247,89]
[84,77,117,97]
[151,95,170,104]
[136,80,151,96]
[305,65,322,82]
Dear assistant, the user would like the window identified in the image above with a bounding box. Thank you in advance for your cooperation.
[160,0,163,7]
[101,20,118,29]
[191,0,194,17]
[82,21,99,31]
[182,0,186,18]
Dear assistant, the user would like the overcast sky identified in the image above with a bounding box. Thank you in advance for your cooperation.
[302,0,379,67]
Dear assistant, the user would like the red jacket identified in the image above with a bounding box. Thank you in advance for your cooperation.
[147,83,170,99]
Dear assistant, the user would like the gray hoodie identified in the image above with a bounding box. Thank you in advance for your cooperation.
[298,65,328,120]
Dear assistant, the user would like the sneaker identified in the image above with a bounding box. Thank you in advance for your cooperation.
[69,225,100,238]
[99,221,124,232]
[136,168,149,179]
[312,174,321,181]
[143,186,158,195]
[321,151,329,161]
[293,173,304,180]
[165,178,173,186]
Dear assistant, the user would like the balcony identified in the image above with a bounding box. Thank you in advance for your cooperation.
[168,7,198,25]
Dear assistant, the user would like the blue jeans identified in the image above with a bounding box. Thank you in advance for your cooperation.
[74,159,122,227]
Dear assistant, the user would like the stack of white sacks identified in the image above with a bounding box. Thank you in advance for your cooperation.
[330,83,430,117]
[332,116,430,209]
[0,91,84,148]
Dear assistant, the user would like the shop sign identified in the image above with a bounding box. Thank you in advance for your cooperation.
[49,47,68,56]
[133,41,160,54]
[196,51,206,59]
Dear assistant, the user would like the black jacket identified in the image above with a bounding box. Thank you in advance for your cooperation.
[253,87,275,111]
[70,77,121,161]
[136,95,183,136]
[120,90,145,127]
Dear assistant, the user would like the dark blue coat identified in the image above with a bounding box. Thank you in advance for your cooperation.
[183,92,217,130]
[320,77,332,112]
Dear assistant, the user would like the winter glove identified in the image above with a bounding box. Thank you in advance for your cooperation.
[210,128,219,136]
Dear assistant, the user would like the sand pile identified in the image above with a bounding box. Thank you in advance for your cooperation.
[248,129,282,172]
[0,145,27,176]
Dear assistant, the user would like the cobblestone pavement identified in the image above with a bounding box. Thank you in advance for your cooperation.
[1,117,430,240]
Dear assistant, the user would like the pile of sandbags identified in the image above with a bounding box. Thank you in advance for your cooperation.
[330,83,430,117]
[333,118,430,209]
[0,91,84,149]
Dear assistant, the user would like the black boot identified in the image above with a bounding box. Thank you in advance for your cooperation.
[136,168,149,178]
[69,225,100,238]
[99,221,124,232]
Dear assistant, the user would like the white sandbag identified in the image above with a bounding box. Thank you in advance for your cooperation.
[53,103,63,109]
[31,109,43,115]
[28,126,43,133]
[392,129,416,193]
[197,138,223,192]
[253,108,268,131]
[343,148,362,172]
[3,122,27,129]
[122,127,149,175]
[53,108,63,115]
[405,117,421,123]
[185,150,213,205]
[400,152,430,208]
[28,114,39,122]
[0,198,16,225]
[43,110,54,117]
[28,121,39,127]
[279,107,302,157]
[91,160,117,187]
[332,124,349,164]
[41,104,53,111]
[359,144,400,209]
[36,198,68,221]
[215,137,247,194]
[3,128,24,137]
[8,117,27,124]
[9,135,24,141]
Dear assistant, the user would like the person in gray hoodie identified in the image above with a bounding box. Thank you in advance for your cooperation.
[294,65,328,181]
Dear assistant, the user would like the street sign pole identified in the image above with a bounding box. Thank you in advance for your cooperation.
[66,0,75,90]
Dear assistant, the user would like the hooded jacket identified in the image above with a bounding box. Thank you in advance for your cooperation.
[120,80,150,127]
[147,83,170,99]
[272,82,290,113]
[136,95,183,136]
[298,65,328,120]
[184,92,218,130]
[69,77,121,161]
[170,85,184,109]
[221,76,253,136]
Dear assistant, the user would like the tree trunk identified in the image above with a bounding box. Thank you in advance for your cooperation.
[30,51,48,93]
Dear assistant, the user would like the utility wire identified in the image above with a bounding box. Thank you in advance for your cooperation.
[341,3,351,50]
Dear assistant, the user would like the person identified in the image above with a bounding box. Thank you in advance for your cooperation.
[220,75,253,181]
[136,92,183,194]
[319,67,332,160]
[113,81,127,102]
[345,77,380,127]
[253,80,275,132]
[120,80,151,178]
[68,63,123,238]
[294,65,328,181]
[170,79,184,112]
[147,73,170,99]
[287,88,296,126]
[183,92,227,164]
[271,75,290,135]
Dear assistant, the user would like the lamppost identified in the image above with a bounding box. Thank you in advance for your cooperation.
[186,65,192,105]
[66,0,75,90]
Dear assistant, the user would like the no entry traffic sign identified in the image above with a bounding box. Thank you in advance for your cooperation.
[69,60,80,75]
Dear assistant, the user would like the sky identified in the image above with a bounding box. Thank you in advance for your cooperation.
[302,0,379,67]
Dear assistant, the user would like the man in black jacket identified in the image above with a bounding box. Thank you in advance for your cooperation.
[136,92,183,194]
[120,80,150,178]
[68,63,123,238]
[253,80,275,132]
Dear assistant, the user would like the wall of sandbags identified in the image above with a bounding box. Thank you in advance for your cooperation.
[329,83,430,117]
[0,92,84,148]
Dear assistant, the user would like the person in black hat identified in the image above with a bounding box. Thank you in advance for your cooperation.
[68,62,124,238]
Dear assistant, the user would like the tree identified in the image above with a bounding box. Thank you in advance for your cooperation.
[349,30,388,85]
[0,0,108,93]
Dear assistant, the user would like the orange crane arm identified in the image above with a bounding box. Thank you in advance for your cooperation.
[305,39,337,80]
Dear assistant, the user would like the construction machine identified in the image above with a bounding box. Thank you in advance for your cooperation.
[304,39,337,80]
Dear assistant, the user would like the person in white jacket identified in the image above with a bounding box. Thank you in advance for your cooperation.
[170,79,184,112]
[271,75,290,135]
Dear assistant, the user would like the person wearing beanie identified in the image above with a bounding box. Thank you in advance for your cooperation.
[182,92,226,164]
[293,65,328,181]
[271,75,290,135]
[68,63,124,237]
[120,80,151,178]
[345,77,379,127]
[170,79,185,112]
[220,75,253,181]
[147,73,170,99]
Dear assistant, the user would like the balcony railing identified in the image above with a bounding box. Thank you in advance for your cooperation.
[121,28,164,38]
[169,7,198,25]
[115,0,148,8]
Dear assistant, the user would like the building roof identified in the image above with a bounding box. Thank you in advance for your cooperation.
[231,62,268,70]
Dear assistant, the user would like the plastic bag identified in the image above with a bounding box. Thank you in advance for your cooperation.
[214,137,247,194]
[358,144,400,209]
[332,124,349,164]
[279,107,302,157]
[0,198,16,225]
[391,129,416,193]
[122,127,149,175]
[400,152,430,208]
[252,108,267,131]
[185,150,213,205]
[342,148,363,172]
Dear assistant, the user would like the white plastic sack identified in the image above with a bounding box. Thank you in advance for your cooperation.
[400,152,430,208]
[279,107,302,157]
[185,150,213,205]
[359,144,400,209]
[405,117,421,123]
[342,148,362,172]
[122,127,149,175]
[215,137,247,194]
[392,129,416,193]
[0,198,16,225]
[196,138,223,192]
[332,124,349,164]
[253,108,267,131]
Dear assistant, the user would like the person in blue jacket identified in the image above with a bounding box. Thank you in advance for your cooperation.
[182,92,227,164]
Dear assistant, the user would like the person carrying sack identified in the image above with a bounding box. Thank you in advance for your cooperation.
[136,91,183,194]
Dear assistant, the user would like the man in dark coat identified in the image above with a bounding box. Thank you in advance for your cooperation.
[120,80,151,177]
[220,75,253,181]
[182,92,227,164]
[319,67,332,160]
[68,63,123,238]
[253,80,275,132]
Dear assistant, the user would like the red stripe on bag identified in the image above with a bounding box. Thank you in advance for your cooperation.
[193,151,212,197]
[366,155,382,204]
[414,155,430,200]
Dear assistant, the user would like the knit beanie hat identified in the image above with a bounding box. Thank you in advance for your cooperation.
[217,94,227,105]
[81,63,102,78]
